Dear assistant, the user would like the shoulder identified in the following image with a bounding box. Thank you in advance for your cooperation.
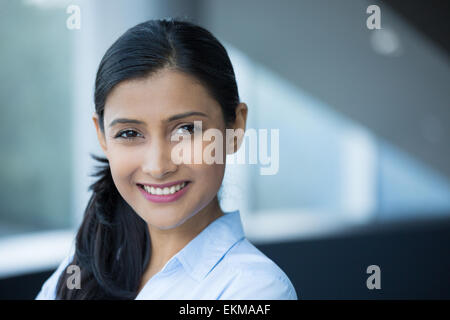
[215,238,298,300]
[35,251,74,300]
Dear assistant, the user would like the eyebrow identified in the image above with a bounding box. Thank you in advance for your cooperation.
[108,111,208,128]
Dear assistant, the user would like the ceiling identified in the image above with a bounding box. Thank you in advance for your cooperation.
[199,0,450,179]
[383,0,450,57]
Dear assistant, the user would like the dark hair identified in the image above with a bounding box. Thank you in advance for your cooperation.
[55,18,240,299]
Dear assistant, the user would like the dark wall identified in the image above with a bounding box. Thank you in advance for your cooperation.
[0,270,53,300]
[256,216,450,299]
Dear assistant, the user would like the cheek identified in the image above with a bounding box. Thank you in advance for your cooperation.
[107,149,139,187]
[189,132,227,193]
[193,162,225,192]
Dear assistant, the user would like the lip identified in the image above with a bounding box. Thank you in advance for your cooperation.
[137,181,191,203]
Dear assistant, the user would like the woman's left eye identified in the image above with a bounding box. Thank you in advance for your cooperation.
[115,129,142,140]
[174,124,197,135]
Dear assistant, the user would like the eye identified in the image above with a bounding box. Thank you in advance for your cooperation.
[174,123,198,135]
[115,129,143,140]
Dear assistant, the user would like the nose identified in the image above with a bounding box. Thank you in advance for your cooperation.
[141,137,178,179]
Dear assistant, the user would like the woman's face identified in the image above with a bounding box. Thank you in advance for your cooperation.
[93,69,244,230]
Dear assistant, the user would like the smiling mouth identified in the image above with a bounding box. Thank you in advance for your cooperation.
[137,181,191,196]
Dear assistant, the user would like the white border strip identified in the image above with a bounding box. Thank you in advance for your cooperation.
[0,229,75,279]
[243,209,364,245]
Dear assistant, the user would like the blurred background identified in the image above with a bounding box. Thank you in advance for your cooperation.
[0,0,449,299]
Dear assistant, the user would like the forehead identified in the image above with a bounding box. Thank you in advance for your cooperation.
[103,69,221,123]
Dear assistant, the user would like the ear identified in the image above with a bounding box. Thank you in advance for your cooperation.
[92,112,108,156]
[226,102,248,154]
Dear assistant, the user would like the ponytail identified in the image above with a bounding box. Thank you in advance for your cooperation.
[55,154,150,299]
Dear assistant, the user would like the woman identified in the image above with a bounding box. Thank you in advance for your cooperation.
[35,18,297,300]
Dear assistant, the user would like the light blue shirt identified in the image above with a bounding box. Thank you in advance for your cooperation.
[35,210,298,299]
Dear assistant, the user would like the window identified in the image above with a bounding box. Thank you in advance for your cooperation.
[0,0,74,237]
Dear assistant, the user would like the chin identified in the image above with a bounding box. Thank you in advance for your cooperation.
[154,219,185,230]
[147,214,188,230]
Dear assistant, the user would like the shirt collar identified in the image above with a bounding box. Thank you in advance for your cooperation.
[159,210,245,282]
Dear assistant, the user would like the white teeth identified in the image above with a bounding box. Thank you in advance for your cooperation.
[142,182,188,195]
